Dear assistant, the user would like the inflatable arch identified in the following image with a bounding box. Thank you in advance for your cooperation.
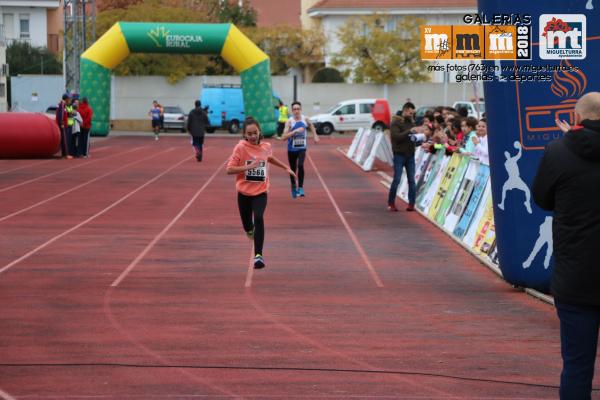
[80,22,276,136]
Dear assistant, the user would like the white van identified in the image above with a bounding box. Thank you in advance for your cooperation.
[309,98,390,135]
[453,100,485,119]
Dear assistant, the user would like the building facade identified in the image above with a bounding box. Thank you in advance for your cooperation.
[0,0,61,52]
[0,21,7,111]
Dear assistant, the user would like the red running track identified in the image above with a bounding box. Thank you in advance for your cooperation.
[0,134,598,399]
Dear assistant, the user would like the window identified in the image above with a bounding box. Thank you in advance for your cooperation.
[3,14,14,39]
[334,104,356,115]
[19,14,30,40]
[0,83,6,98]
[385,18,396,32]
[359,103,373,114]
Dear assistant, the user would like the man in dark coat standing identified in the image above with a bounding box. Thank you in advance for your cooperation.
[388,102,419,212]
[532,91,600,400]
[187,100,210,162]
[56,94,72,158]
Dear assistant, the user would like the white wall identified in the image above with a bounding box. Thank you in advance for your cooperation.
[11,74,483,119]
[109,75,480,120]
[10,74,63,112]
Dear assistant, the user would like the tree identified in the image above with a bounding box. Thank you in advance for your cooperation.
[6,41,62,75]
[312,67,344,83]
[96,0,213,82]
[331,15,430,84]
[217,0,257,27]
[94,0,323,79]
[205,0,257,75]
[97,0,143,11]
[244,26,326,75]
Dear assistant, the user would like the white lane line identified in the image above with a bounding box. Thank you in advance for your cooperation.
[0,148,175,223]
[0,159,54,175]
[0,388,17,400]
[307,154,384,288]
[0,155,191,276]
[110,159,226,287]
[244,246,255,288]
[0,146,147,193]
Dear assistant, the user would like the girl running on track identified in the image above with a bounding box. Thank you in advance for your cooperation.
[226,117,296,269]
[281,101,319,198]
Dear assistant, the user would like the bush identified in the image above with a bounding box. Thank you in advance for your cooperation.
[312,67,344,83]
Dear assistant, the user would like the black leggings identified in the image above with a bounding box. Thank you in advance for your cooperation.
[287,150,306,188]
[237,192,267,255]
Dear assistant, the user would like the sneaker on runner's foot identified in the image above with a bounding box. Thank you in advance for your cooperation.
[297,187,305,197]
[254,254,265,269]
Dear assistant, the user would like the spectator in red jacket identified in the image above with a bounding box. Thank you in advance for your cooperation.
[77,97,94,158]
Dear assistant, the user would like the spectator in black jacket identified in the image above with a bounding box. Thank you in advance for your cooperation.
[532,91,600,400]
[187,100,210,162]
[388,102,420,212]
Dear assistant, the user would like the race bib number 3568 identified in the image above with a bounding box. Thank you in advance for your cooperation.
[245,160,266,182]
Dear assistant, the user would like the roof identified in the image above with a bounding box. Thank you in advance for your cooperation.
[309,0,476,11]
[249,0,301,27]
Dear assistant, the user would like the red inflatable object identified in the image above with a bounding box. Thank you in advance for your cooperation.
[0,113,61,158]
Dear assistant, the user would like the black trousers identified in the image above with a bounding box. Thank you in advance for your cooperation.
[79,127,90,157]
[277,122,285,136]
[60,126,73,157]
[192,135,205,160]
[59,126,68,157]
[287,150,306,188]
[237,192,267,255]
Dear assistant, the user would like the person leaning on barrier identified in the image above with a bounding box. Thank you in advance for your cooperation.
[387,102,423,212]
[532,91,600,400]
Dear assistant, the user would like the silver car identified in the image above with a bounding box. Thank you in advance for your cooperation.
[162,106,187,132]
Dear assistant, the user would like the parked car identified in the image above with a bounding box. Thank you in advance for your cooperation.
[309,98,390,135]
[200,84,280,134]
[45,105,57,120]
[453,100,485,119]
[415,105,435,125]
[162,106,187,132]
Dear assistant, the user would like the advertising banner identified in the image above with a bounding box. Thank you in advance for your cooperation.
[435,155,471,225]
[454,163,490,239]
[443,160,480,232]
[429,153,462,219]
[419,155,451,213]
[478,0,599,292]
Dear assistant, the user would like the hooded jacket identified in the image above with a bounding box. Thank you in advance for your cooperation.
[187,107,209,138]
[532,119,600,306]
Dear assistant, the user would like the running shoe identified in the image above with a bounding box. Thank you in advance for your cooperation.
[155,135,159,141]
[291,186,297,199]
[406,204,415,212]
[297,187,305,197]
[388,203,398,212]
[254,254,265,269]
